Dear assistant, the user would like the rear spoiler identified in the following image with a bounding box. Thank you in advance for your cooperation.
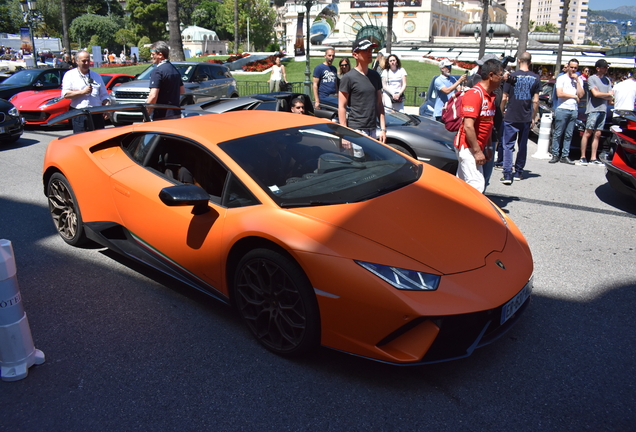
[46,104,183,131]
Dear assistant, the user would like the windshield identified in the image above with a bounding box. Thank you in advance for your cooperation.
[136,64,195,81]
[384,108,418,127]
[1,70,37,86]
[219,123,421,208]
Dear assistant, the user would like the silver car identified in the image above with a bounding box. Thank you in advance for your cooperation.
[110,61,239,125]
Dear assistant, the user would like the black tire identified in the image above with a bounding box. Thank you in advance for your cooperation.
[47,173,88,246]
[387,142,413,158]
[234,248,320,356]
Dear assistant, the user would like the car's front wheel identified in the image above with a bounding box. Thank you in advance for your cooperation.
[234,248,320,356]
[47,173,88,246]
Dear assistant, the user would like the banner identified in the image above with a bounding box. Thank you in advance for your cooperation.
[294,12,305,59]
[20,26,33,55]
[350,0,421,7]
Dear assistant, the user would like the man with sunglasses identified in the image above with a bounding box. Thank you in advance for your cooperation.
[550,59,585,164]
[146,41,184,120]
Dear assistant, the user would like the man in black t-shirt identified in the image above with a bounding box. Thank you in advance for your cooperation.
[500,52,541,182]
[146,41,184,120]
[338,38,386,143]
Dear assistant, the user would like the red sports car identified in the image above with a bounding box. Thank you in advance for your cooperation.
[10,73,134,125]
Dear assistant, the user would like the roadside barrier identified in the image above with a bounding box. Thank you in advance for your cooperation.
[533,112,553,160]
[0,239,45,381]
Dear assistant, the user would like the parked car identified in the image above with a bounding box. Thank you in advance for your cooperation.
[184,92,459,174]
[318,95,459,174]
[605,111,636,200]
[0,98,23,144]
[0,68,68,100]
[10,73,135,125]
[109,62,239,125]
[43,108,533,365]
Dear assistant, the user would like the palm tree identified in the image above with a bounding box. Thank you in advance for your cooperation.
[167,0,185,61]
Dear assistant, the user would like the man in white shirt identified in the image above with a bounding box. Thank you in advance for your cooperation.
[613,69,636,112]
[549,59,585,165]
[61,50,110,133]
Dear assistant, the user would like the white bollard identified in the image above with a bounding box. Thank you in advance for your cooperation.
[0,239,45,382]
[532,112,553,160]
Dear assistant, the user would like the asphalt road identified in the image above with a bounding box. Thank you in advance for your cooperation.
[1,125,635,431]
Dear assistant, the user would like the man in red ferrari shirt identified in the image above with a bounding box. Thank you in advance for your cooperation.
[454,58,503,192]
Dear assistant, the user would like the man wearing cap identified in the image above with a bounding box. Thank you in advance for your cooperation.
[313,47,338,109]
[578,59,614,165]
[433,58,467,122]
[338,38,386,143]
[550,58,585,165]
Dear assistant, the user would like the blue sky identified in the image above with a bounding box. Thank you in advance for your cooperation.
[587,0,631,11]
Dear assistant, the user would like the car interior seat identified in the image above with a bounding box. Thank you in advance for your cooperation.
[276,98,289,112]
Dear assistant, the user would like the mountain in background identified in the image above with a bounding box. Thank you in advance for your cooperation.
[586,8,635,47]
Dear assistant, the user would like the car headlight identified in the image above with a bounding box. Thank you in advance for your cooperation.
[8,106,19,117]
[39,97,62,108]
[356,261,440,291]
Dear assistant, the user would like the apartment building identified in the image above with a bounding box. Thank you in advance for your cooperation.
[500,0,589,44]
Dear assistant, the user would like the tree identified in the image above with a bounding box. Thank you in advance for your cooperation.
[534,22,559,33]
[617,35,635,47]
[127,0,168,43]
[0,0,23,34]
[167,0,185,61]
[115,28,137,54]
[138,36,151,61]
[191,0,231,40]
[219,0,275,51]
[69,13,120,51]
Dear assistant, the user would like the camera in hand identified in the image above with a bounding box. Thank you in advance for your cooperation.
[501,56,517,85]
[88,78,94,84]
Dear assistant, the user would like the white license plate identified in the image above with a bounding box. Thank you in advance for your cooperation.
[500,281,532,324]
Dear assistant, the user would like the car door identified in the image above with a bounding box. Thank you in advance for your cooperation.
[108,133,230,293]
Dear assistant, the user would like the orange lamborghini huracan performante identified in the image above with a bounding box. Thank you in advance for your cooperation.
[43,110,533,365]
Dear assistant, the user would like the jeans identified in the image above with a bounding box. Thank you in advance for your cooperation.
[502,121,530,175]
[551,108,577,158]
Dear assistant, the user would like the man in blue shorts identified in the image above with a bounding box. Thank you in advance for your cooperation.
[146,41,184,120]
[578,59,614,166]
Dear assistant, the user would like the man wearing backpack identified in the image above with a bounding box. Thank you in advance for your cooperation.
[454,58,503,193]
[433,59,467,122]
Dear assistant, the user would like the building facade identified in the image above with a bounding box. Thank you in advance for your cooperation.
[500,0,589,45]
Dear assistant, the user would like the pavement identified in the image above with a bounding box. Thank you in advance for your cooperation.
[1,125,635,431]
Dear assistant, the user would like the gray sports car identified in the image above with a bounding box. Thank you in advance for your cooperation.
[184,92,458,174]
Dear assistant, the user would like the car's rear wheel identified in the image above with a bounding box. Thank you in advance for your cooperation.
[47,173,87,246]
[234,248,320,356]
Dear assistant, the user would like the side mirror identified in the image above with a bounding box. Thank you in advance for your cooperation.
[159,184,211,215]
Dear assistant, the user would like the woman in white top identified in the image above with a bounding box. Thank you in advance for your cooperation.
[268,57,287,92]
[381,54,407,112]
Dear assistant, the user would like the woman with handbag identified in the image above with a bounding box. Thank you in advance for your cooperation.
[268,57,287,92]
[381,54,407,112]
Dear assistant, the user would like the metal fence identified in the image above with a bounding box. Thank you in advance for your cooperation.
[236,82,429,108]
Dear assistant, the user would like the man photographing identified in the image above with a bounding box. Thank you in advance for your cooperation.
[61,50,110,133]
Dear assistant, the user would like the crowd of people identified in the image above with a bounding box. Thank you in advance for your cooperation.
[304,45,636,194]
